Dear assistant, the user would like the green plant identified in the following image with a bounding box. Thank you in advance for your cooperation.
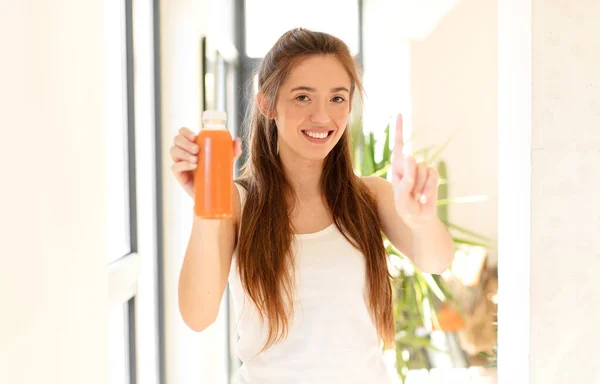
[349,114,492,382]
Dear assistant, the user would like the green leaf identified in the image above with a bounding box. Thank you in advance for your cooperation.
[452,236,490,248]
[443,221,492,242]
[396,333,447,353]
[428,296,441,331]
[381,123,391,165]
[422,273,447,301]
[349,114,364,175]
[412,145,436,159]
[437,161,449,223]
[361,132,376,175]
[421,291,433,329]
[424,130,457,164]
[372,163,391,178]
[432,274,455,302]
[437,195,489,205]
[411,277,424,323]
[385,243,403,257]
[400,272,410,308]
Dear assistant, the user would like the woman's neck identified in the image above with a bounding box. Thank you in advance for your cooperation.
[278,145,323,201]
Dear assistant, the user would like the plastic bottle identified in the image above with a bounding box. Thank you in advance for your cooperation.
[194,110,233,219]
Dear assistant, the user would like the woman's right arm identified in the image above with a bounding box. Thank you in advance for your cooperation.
[170,127,242,332]
[177,184,241,332]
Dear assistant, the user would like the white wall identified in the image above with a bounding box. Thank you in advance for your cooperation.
[362,0,412,149]
[529,0,600,382]
[410,0,499,265]
[498,0,600,383]
[159,0,231,382]
[363,0,499,265]
[0,1,107,383]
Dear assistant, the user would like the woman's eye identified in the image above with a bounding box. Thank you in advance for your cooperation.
[295,95,310,102]
[332,96,345,103]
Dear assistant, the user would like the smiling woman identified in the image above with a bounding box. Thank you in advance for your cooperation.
[228,30,399,384]
[171,27,453,384]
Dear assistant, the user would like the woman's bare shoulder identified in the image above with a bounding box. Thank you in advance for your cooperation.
[360,175,389,198]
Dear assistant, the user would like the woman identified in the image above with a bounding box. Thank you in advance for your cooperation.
[171,28,453,384]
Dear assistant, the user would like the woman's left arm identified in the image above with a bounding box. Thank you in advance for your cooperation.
[362,114,454,275]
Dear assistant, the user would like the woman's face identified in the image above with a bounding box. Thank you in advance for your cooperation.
[272,55,352,161]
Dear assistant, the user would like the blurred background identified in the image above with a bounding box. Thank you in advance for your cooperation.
[2,0,599,383]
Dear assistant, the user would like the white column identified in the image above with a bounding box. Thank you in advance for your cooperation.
[497,0,531,382]
[498,0,600,383]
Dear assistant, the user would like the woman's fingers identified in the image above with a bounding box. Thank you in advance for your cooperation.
[170,144,198,164]
[178,127,197,142]
[173,130,199,156]
[413,162,428,203]
[171,160,197,171]
[393,156,415,200]
[172,128,242,172]
[233,138,242,160]
[422,168,439,203]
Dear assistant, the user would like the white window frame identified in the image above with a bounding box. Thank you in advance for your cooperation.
[106,0,163,383]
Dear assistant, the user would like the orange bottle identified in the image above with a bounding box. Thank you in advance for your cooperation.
[194,110,233,219]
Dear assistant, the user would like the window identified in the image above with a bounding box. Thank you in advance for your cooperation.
[105,1,138,383]
[105,0,162,383]
[108,302,132,384]
[105,0,133,264]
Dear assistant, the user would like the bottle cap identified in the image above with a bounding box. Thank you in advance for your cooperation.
[202,110,227,122]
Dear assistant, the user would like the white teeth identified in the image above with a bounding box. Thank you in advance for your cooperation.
[304,131,329,139]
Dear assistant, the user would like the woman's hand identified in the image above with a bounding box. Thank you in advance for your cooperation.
[169,127,242,199]
[391,114,440,228]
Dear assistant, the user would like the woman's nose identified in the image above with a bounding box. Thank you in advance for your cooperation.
[310,103,330,124]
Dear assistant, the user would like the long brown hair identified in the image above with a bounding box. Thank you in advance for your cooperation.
[235,28,394,353]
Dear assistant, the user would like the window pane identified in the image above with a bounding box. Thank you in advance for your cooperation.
[244,0,359,58]
[108,303,130,384]
[105,0,132,262]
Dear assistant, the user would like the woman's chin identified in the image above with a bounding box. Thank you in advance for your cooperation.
[299,146,334,161]
[282,138,339,162]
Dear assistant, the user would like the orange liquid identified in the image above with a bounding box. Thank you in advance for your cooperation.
[194,129,233,219]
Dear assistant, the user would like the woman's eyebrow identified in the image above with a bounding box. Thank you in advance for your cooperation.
[330,86,350,93]
[290,86,350,93]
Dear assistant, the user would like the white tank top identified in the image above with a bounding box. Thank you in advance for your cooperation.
[228,184,395,384]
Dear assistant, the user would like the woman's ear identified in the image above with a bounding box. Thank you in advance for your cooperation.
[257,92,276,119]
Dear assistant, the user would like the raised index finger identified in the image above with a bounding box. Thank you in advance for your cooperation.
[394,113,404,154]
[391,113,406,175]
